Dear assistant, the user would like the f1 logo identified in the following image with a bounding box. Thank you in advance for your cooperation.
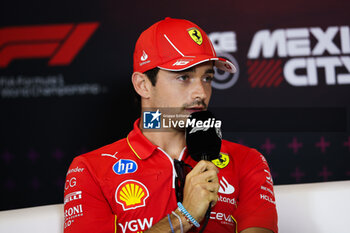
[0,22,99,68]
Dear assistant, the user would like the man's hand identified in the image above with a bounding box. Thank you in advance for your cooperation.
[181,160,220,223]
[144,161,219,233]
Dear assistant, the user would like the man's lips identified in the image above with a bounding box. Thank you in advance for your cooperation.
[184,106,206,113]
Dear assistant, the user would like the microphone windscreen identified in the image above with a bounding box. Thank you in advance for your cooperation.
[185,111,222,161]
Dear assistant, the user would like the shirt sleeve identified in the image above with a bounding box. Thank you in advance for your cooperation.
[234,149,278,233]
[63,156,117,233]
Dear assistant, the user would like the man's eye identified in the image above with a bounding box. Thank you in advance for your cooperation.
[203,76,214,83]
[176,75,189,81]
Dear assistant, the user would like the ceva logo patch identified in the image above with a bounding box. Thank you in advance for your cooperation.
[115,180,149,211]
[113,159,138,175]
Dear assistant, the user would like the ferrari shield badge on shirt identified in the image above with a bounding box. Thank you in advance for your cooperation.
[212,153,230,168]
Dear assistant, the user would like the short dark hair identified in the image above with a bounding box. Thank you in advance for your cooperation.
[144,67,160,86]
[133,67,160,106]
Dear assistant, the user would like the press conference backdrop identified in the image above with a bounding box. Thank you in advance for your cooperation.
[1,0,349,210]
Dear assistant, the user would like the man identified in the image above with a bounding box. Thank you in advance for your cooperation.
[63,17,278,233]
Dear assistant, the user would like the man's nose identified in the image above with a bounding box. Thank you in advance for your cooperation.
[191,80,207,100]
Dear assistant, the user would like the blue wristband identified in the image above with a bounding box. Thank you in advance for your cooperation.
[167,214,175,233]
[177,202,200,228]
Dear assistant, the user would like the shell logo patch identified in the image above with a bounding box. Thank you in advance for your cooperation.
[212,153,230,168]
[115,180,149,211]
[188,28,203,45]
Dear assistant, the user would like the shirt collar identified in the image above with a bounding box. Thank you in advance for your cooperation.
[127,118,158,160]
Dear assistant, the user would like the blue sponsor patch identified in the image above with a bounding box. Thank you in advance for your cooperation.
[113,159,138,175]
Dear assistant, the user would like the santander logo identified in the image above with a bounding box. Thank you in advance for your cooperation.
[141,50,148,61]
[219,176,235,195]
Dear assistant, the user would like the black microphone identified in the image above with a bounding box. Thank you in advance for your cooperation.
[185,110,222,232]
[185,110,222,161]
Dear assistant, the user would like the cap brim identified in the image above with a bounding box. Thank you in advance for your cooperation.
[157,56,236,73]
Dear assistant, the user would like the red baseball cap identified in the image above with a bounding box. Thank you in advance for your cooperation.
[133,17,236,73]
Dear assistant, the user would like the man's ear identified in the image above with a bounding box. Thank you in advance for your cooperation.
[131,72,152,99]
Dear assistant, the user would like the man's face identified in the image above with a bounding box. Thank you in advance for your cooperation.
[148,61,214,115]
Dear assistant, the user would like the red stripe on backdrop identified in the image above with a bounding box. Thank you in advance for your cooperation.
[259,59,282,87]
[49,22,99,66]
[0,24,73,48]
[0,43,59,67]
[266,66,283,87]
[274,76,284,87]
[248,60,268,83]
[251,60,275,88]
[247,60,260,75]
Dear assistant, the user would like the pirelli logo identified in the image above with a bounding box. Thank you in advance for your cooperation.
[0,22,99,68]
[64,191,82,204]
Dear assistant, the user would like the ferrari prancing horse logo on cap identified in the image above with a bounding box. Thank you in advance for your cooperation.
[188,28,203,45]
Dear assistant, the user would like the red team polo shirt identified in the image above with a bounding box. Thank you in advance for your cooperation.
[64,119,278,233]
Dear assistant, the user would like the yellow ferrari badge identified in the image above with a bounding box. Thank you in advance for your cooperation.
[212,153,230,168]
[188,28,203,45]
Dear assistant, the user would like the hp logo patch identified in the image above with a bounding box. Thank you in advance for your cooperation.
[143,109,161,129]
[113,159,138,175]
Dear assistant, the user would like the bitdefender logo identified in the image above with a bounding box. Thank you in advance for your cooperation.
[0,22,99,68]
